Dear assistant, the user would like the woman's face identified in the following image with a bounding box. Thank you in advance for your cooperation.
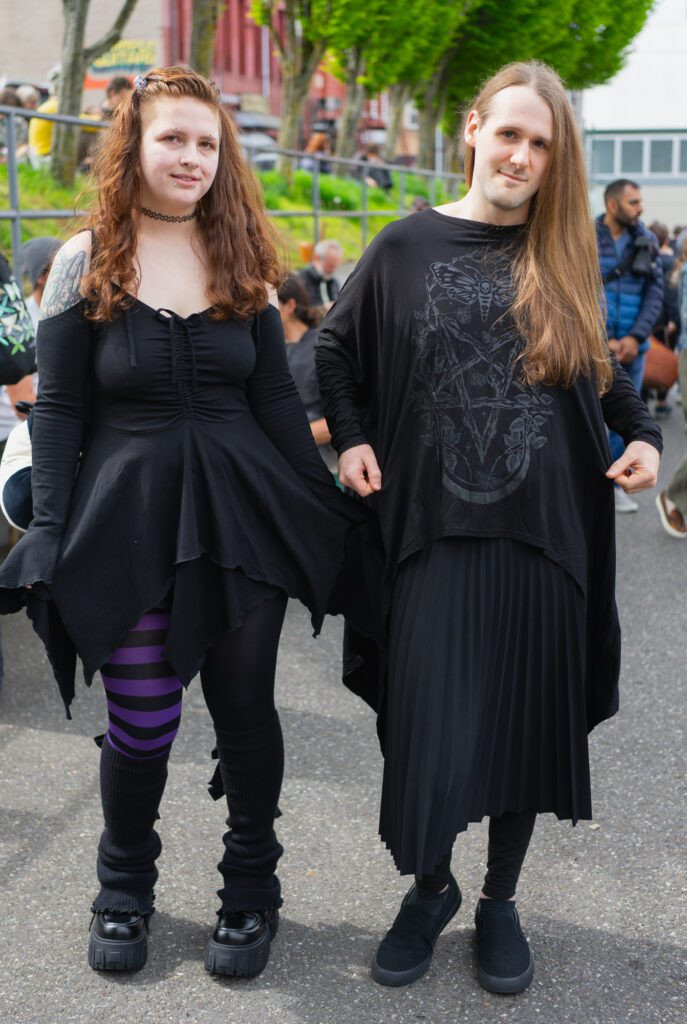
[139,96,221,214]
[277,297,297,326]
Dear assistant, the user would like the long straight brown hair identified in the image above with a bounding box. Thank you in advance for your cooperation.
[464,62,612,393]
[82,65,283,322]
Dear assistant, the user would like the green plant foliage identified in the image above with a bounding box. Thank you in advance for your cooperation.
[1,163,462,268]
[0,165,94,251]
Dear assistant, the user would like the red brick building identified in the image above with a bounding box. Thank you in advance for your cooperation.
[161,0,398,149]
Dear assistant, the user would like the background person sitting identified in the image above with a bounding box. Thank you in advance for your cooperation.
[28,64,60,167]
[357,143,393,192]
[297,240,343,308]
[277,275,337,474]
[300,131,332,174]
[0,88,25,161]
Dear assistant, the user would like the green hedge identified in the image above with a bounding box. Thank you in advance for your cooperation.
[1,163,463,266]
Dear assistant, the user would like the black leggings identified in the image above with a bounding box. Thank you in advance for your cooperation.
[94,591,288,916]
[416,810,537,900]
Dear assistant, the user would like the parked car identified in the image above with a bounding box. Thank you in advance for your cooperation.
[239,131,278,172]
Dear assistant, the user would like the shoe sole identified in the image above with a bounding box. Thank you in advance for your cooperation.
[655,494,687,539]
[88,930,147,971]
[204,914,279,979]
[477,956,534,995]
[371,888,461,987]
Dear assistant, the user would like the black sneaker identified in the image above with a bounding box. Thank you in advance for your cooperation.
[371,874,461,987]
[205,908,279,978]
[474,898,534,994]
[88,909,149,971]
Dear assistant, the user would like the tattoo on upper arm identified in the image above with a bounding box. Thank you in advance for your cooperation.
[39,250,87,319]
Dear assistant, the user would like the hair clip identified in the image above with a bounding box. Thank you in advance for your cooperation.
[133,76,148,94]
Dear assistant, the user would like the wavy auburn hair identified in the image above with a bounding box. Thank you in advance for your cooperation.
[81,65,283,322]
[464,62,612,393]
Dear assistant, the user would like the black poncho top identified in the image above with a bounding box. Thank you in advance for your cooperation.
[315,211,662,730]
[0,298,381,712]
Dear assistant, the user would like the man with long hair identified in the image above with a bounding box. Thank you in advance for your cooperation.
[317,61,662,994]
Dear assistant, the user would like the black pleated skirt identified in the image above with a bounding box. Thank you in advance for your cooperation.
[380,536,592,876]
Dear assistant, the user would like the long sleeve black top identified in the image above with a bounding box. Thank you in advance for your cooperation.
[316,211,662,730]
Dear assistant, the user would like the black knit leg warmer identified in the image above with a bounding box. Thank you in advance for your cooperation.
[214,711,285,912]
[92,739,169,916]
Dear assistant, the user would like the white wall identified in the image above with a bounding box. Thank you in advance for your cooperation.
[0,0,162,90]
[583,0,687,131]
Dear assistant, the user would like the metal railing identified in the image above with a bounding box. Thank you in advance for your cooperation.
[1,105,463,276]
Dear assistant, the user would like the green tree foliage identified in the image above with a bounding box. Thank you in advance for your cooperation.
[438,0,655,150]
[325,0,474,159]
[190,0,224,78]
[251,0,654,171]
[250,1,335,156]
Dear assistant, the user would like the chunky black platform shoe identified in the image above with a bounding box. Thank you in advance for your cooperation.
[474,898,534,994]
[88,909,149,971]
[205,907,279,978]
[371,874,462,987]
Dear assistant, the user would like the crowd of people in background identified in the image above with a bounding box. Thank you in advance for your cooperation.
[2,82,687,541]
[0,69,132,169]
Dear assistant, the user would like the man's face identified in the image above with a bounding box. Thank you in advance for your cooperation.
[317,248,342,278]
[103,87,131,115]
[465,85,553,217]
[608,186,643,229]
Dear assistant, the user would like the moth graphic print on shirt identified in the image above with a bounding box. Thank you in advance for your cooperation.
[412,245,553,505]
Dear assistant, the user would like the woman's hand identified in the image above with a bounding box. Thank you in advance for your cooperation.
[606,440,660,493]
[338,444,382,497]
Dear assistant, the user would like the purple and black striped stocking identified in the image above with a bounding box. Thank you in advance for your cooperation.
[93,609,180,915]
[101,610,183,759]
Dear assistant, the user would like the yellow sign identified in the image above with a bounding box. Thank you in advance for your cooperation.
[240,93,270,114]
[92,40,157,73]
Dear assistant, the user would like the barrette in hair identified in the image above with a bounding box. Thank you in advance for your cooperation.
[134,75,148,94]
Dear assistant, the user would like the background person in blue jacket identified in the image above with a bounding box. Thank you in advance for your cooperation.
[596,179,663,512]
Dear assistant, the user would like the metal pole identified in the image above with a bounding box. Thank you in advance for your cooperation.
[6,112,22,279]
[435,123,443,174]
[399,168,406,215]
[361,175,368,251]
[312,159,320,244]
[261,26,271,101]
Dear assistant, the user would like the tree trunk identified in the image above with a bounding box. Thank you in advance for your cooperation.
[416,64,447,171]
[416,107,437,172]
[272,21,326,175]
[383,83,409,162]
[190,0,222,78]
[335,51,367,161]
[51,0,90,187]
[51,0,139,186]
[278,71,311,152]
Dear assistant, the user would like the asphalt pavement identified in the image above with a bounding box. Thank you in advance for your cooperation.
[0,399,685,1024]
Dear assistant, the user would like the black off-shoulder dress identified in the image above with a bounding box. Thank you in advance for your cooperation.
[0,298,380,713]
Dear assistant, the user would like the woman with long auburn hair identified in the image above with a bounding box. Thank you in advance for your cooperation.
[0,66,376,978]
[316,61,662,993]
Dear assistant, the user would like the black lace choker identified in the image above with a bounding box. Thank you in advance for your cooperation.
[141,206,196,223]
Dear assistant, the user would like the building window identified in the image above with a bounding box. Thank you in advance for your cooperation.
[620,140,643,174]
[650,139,673,173]
[680,140,687,174]
[591,139,614,175]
